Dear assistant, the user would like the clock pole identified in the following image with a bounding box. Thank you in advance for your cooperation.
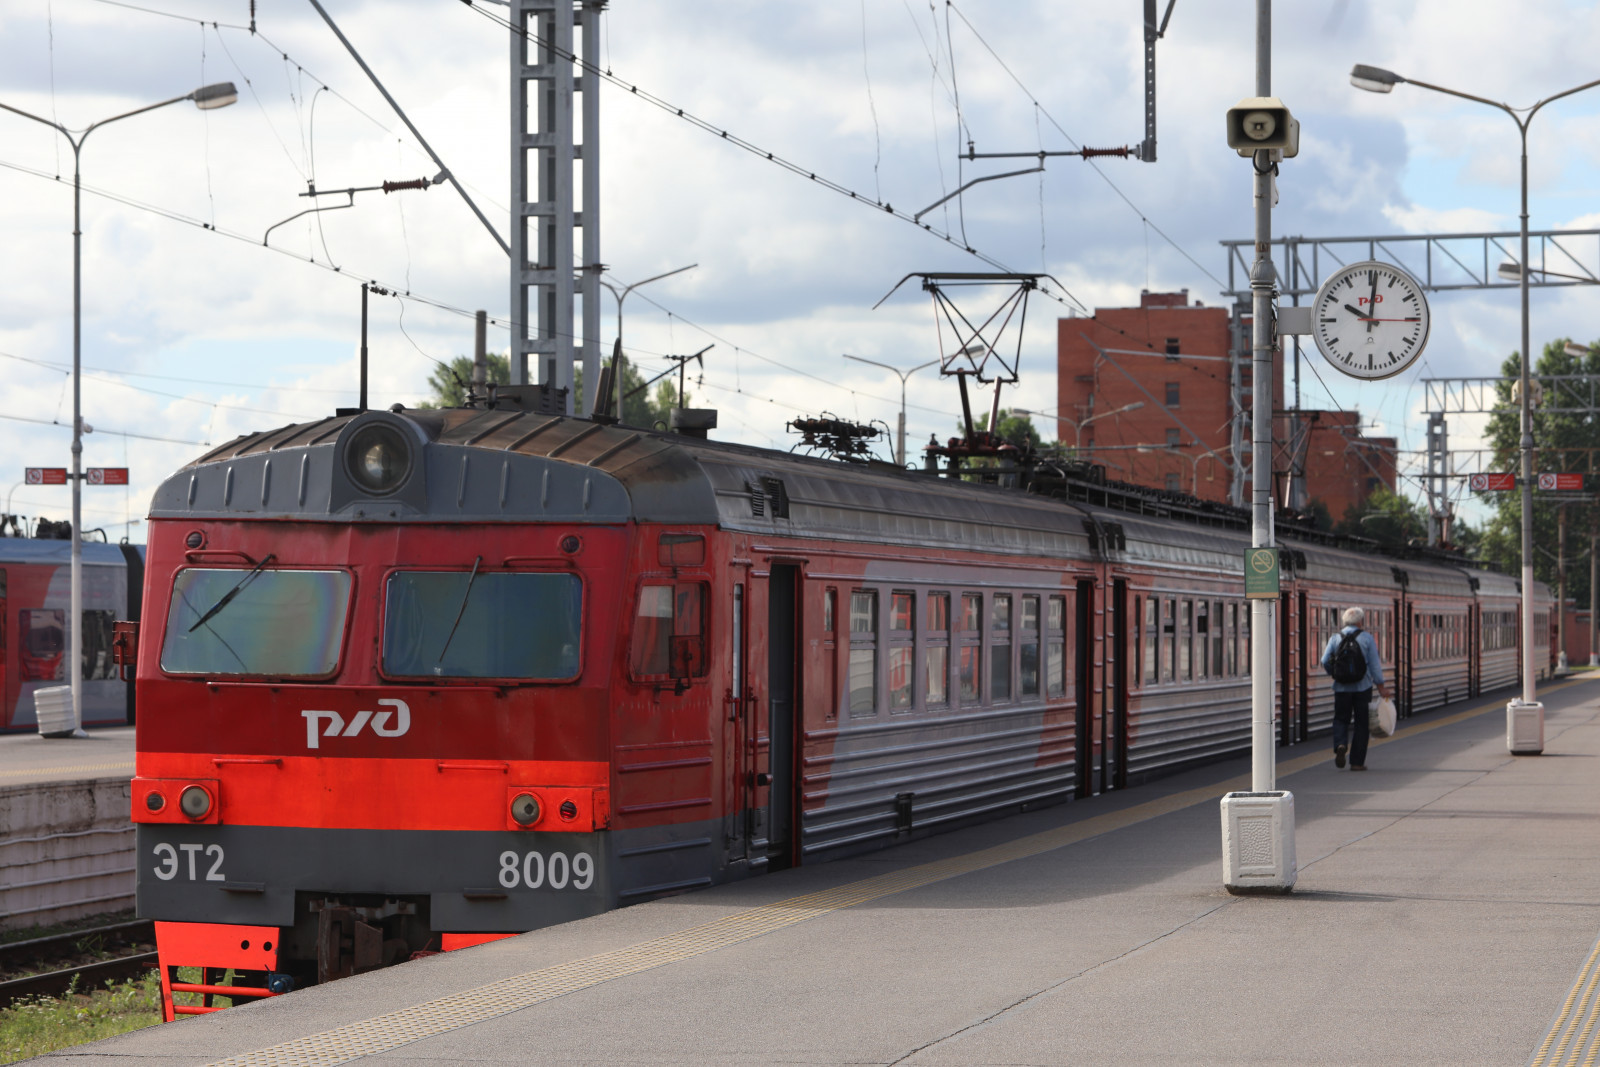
[1247,0,1277,804]
[1220,0,1296,894]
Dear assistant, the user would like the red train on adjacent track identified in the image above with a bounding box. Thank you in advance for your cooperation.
[125,391,1553,1019]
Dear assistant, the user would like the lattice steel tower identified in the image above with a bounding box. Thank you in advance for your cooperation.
[510,0,602,408]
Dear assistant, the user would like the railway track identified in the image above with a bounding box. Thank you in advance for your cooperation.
[0,919,157,1009]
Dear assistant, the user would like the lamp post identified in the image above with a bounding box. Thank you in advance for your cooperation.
[598,264,697,419]
[1354,64,1600,719]
[1015,401,1145,449]
[0,81,237,737]
[1136,443,1226,495]
[842,355,939,466]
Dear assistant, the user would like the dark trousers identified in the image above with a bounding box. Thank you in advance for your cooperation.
[1332,688,1371,767]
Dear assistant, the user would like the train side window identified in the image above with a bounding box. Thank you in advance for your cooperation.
[20,609,65,682]
[1194,602,1209,680]
[990,594,1012,702]
[628,582,707,681]
[1239,604,1251,673]
[959,593,982,703]
[824,588,836,633]
[82,610,116,682]
[888,591,914,713]
[1211,600,1225,677]
[1179,600,1193,680]
[1161,599,1176,683]
[1020,595,1040,698]
[1047,595,1066,697]
[1143,597,1158,685]
[849,591,878,715]
[926,593,950,708]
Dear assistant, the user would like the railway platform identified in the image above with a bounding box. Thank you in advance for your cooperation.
[48,677,1600,1066]
[0,724,135,787]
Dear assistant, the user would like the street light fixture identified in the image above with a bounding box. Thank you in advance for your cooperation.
[1354,63,1600,728]
[841,354,940,466]
[1496,261,1600,285]
[1136,442,1226,495]
[1053,401,1145,449]
[598,264,697,419]
[0,81,237,737]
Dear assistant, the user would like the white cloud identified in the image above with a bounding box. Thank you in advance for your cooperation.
[1,0,1598,529]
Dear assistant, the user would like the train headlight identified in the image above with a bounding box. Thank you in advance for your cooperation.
[511,792,541,826]
[345,423,412,495]
[179,785,212,820]
[145,791,166,813]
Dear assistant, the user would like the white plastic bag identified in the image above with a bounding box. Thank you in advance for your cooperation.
[1369,696,1397,739]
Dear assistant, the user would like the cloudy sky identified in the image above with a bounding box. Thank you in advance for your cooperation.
[2,0,1599,537]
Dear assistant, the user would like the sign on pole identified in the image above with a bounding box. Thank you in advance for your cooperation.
[1244,548,1280,599]
[1537,472,1584,491]
[86,468,129,486]
[1469,472,1516,492]
[25,468,68,485]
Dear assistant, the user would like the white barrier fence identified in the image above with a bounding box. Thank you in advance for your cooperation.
[0,778,134,930]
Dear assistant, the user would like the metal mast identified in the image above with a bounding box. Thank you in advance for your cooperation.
[511,0,602,408]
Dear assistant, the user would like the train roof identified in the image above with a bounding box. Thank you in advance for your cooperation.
[150,405,1543,599]
[0,539,141,565]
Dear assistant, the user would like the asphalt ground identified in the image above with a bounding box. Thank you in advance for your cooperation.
[44,677,1600,1066]
[0,725,134,786]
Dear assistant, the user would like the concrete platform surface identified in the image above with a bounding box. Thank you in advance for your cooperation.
[46,678,1600,1067]
[0,725,134,786]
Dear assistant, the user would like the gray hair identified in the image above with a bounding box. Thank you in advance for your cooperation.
[1342,606,1365,626]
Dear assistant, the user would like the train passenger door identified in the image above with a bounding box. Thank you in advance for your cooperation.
[1106,579,1128,791]
[0,568,7,729]
[1296,591,1309,743]
[1278,591,1293,746]
[1467,603,1480,697]
[1396,599,1411,717]
[1074,579,1094,798]
[763,564,799,870]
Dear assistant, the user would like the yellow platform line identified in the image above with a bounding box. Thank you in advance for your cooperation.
[213,677,1598,1067]
[1529,933,1600,1066]
[0,759,134,780]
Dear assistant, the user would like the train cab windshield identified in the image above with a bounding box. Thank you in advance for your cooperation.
[381,571,582,680]
[161,567,352,677]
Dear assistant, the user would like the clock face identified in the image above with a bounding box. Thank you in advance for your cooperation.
[1310,261,1430,380]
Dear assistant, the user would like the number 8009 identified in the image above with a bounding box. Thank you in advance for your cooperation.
[498,850,595,890]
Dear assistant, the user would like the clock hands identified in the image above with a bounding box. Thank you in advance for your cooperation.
[1341,302,1417,323]
[1368,274,1379,333]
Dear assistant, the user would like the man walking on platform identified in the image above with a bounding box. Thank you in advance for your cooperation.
[1322,607,1390,771]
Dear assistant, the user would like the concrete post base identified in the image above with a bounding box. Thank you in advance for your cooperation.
[1558,651,1569,673]
[1221,791,1295,894]
[1507,700,1544,755]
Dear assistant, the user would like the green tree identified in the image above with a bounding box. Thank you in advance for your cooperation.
[1479,337,1600,610]
[416,354,510,409]
[968,409,1041,450]
[418,353,683,429]
[1335,486,1428,549]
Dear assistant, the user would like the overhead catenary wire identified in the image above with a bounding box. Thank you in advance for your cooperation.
[457,0,1090,315]
[943,1,1225,291]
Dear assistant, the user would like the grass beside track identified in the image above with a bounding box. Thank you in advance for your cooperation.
[0,972,163,1064]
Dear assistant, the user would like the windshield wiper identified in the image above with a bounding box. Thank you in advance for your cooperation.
[187,554,277,633]
[434,555,483,671]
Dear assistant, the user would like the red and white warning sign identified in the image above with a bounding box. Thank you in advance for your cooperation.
[1537,472,1584,492]
[1469,472,1516,492]
[86,468,129,486]
[25,468,68,485]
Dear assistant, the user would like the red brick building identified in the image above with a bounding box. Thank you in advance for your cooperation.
[1055,290,1395,515]
[1290,409,1398,524]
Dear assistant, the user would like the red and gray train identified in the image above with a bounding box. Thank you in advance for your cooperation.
[124,394,1554,1017]
[0,538,142,731]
